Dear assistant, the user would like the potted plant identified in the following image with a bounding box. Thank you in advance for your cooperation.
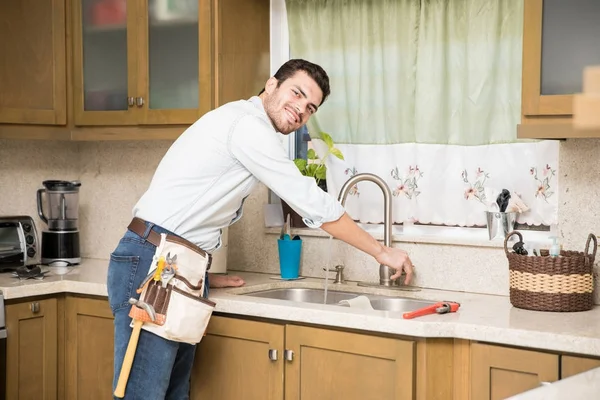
[282,132,344,227]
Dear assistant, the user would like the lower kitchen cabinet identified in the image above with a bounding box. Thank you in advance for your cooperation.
[191,316,285,400]
[64,296,114,400]
[191,316,415,400]
[6,297,58,400]
[470,342,600,399]
[561,355,600,379]
[471,342,559,400]
[6,298,600,400]
[285,325,414,400]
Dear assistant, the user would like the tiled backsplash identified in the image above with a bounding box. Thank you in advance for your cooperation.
[1,138,600,300]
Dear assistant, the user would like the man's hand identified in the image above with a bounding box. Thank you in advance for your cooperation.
[375,247,415,285]
[208,273,245,288]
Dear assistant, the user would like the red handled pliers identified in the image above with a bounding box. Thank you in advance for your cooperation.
[402,301,461,319]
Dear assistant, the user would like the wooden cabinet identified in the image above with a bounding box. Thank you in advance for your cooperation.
[0,0,67,125]
[191,316,285,400]
[471,342,559,400]
[72,0,269,128]
[285,325,415,400]
[6,297,58,400]
[0,0,269,139]
[519,0,600,138]
[191,316,415,400]
[64,296,114,400]
[5,295,114,400]
[561,355,600,379]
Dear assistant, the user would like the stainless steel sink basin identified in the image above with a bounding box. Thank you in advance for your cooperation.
[242,287,440,312]
[243,288,359,304]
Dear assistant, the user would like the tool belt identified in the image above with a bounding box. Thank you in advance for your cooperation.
[128,218,215,344]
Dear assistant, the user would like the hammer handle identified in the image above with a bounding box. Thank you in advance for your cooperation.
[114,319,144,398]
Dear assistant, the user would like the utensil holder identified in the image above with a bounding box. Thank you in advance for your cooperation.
[486,211,517,240]
[504,231,597,312]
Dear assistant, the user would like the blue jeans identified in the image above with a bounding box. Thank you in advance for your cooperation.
[107,221,209,400]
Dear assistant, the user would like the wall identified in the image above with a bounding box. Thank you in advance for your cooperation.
[1,138,599,301]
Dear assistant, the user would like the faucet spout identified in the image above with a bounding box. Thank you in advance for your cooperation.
[338,173,395,286]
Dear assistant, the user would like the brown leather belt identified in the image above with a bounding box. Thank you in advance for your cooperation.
[127,217,209,259]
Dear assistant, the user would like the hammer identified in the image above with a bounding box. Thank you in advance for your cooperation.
[114,298,156,398]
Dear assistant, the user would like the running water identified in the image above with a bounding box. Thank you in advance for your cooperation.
[323,235,333,304]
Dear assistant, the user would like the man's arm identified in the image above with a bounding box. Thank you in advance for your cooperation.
[320,213,414,284]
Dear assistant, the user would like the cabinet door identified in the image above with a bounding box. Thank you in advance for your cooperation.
[191,316,285,400]
[0,0,66,125]
[285,325,415,400]
[73,0,139,125]
[136,0,213,124]
[561,355,600,379]
[64,296,114,400]
[471,342,559,400]
[216,0,270,107]
[6,298,58,400]
[522,0,600,118]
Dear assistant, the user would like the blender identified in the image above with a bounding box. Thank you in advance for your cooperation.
[37,180,82,266]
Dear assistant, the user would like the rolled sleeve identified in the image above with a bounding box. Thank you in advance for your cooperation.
[229,115,345,226]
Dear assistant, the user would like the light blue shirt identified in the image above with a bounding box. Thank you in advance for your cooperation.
[133,96,345,252]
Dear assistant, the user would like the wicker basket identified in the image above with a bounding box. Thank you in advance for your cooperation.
[504,231,597,312]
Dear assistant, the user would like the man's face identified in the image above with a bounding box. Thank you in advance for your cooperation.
[261,71,323,135]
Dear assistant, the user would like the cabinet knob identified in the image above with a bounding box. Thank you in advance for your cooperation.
[268,349,278,361]
[136,97,145,107]
[284,349,294,362]
[30,302,40,313]
[127,97,135,107]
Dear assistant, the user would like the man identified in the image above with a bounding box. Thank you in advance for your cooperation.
[107,59,414,399]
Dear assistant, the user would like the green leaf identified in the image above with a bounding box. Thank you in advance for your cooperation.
[307,149,317,160]
[293,159,307,174]
[330,147,344,160]
[320,132,334,149]
[306,163,319,177]
[315,164,327,180]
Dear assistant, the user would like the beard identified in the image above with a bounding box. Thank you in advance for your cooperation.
[262,95,298,135]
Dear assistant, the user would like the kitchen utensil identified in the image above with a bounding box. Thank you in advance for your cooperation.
[284,213,291,239]
[402,301,461,319]
[279,221,285,240]
[485,211,517,240]
[496,189,511,212]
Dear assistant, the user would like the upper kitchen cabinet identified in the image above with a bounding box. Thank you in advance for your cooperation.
[72,0,212,125]
[0,0,67,125]
[72,0,270,128]
[519,0,600,138]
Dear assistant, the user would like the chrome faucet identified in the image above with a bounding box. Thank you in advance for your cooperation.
[338,173,397,287]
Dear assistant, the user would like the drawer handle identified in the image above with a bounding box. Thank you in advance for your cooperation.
[30,302,40,313]
[284,349,294,362]
[268,349,278,361]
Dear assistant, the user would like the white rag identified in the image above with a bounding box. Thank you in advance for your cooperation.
[338,295,374,310]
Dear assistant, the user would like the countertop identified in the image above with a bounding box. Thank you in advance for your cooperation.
[3,259,600,359]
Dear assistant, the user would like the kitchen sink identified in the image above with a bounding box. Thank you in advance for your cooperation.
[242,287,440,312]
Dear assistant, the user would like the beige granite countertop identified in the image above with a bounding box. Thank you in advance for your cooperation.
[3,258,600,358]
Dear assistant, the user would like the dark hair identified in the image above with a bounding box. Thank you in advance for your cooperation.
[258,59,331,105]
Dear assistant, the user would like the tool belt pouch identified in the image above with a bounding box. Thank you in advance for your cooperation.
[133,233,215,345]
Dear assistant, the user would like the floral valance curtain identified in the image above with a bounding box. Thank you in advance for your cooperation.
[285,0,559,226]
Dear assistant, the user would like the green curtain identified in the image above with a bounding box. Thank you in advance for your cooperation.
[286,0,524,146]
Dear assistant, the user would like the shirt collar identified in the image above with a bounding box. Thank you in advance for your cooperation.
[248,96,282,135]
